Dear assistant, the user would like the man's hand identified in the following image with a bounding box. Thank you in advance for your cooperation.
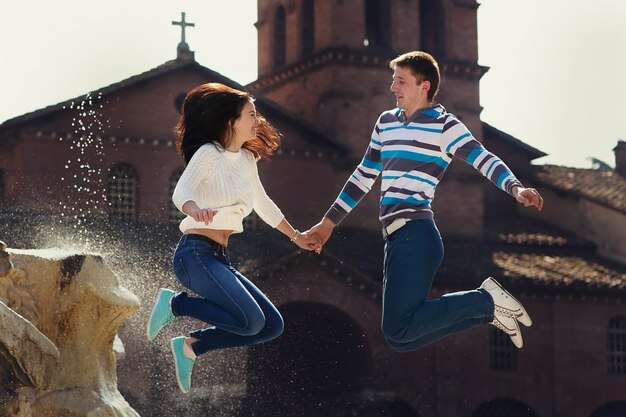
[294,231,322,251]
[305,217,336,254]
[513,186,544,211]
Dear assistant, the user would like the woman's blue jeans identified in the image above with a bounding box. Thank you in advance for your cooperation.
[382,219,494,352]
[171,234,284,356]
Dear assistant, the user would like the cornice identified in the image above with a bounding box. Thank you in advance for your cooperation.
[251,48,488,93]
[250,48,393,93]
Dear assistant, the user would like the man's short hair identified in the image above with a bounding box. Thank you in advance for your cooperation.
[389,51,440,102]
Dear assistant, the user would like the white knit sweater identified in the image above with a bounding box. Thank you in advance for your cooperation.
[172,143,284,234]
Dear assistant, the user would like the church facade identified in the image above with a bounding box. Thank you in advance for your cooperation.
[1,1,625,417]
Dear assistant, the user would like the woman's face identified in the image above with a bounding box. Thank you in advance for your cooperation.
[230,100,259,150]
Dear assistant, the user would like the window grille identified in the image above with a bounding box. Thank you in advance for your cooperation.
[108,164,137,220]
[489,327,517,371]
[608,316,626,375]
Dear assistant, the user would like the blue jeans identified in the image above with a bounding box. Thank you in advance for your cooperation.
[171,234,284,356]
[381,219,494,352]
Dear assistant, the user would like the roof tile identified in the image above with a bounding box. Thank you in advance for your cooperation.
[534,165,626,213]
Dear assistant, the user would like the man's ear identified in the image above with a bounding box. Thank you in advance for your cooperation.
[421,80,431,93]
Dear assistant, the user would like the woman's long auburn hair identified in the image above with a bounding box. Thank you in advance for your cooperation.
[174,83,281,164]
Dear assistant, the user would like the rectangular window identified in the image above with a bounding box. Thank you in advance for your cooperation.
[489,328,518,371]
[608,316,626,375]
[108,165,137,221]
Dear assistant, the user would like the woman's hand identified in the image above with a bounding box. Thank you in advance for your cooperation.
[183,201,219,224]
[191,207,219,224]
[293,231,321,251]
[512,186,544,211]
[276,219,322,251]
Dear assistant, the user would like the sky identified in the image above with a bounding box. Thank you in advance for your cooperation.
[1,0,624,168]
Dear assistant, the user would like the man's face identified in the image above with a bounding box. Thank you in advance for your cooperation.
[390,66,427,110]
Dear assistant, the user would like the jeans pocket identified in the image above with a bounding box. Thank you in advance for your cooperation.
[174,258,191,288]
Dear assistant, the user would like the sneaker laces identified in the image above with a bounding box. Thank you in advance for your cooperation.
[158,291,180,327]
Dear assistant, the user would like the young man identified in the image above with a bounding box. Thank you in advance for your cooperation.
[307,51,543,351]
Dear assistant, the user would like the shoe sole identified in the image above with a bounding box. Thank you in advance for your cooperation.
[170,338,190,394]
[489,277,532,327]
[146,288,169,341]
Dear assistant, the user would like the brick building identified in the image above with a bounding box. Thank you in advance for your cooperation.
[0,1,625,416]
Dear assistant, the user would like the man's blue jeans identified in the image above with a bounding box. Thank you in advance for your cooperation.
[382,219,494,352]
[171,234,284,356]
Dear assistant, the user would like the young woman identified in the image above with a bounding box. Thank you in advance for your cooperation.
[146,83,317,393]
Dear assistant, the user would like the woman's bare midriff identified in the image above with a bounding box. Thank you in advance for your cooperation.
[184,228,234,247]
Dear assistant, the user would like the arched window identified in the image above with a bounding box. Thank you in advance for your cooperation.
[489,327,517,371]
[108,163,137,220]
[273,6,287,69]
[419,0,446,57]
[608,316,626,375]
[169,168,186,224]
[174,93,186,114]
[301,0,315,57]
[240,302,372,415]
[471,399,539,417]
[364,0,390,49]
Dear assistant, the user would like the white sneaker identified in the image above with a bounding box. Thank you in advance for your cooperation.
[480,277,532,327]
[490,315,523,348]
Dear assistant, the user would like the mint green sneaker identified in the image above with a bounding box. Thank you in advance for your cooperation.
[146,288,175,341]
[170,336,195,393]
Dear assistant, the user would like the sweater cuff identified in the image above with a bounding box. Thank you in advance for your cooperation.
[260,211,284,229]
[506,179,524,197]
[324,205,347,226]
[172,193,193,214]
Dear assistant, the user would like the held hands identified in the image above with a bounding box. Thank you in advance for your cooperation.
[303,217,336,254]
[513,186,544,211]
[291,230,322,251]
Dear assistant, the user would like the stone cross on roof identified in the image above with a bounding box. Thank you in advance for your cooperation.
[172,12,195,60]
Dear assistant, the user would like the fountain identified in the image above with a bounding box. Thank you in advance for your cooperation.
[0,240,140,416]
[0,89,252,416]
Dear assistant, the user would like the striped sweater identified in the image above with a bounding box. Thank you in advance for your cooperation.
[325,104,523,227]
